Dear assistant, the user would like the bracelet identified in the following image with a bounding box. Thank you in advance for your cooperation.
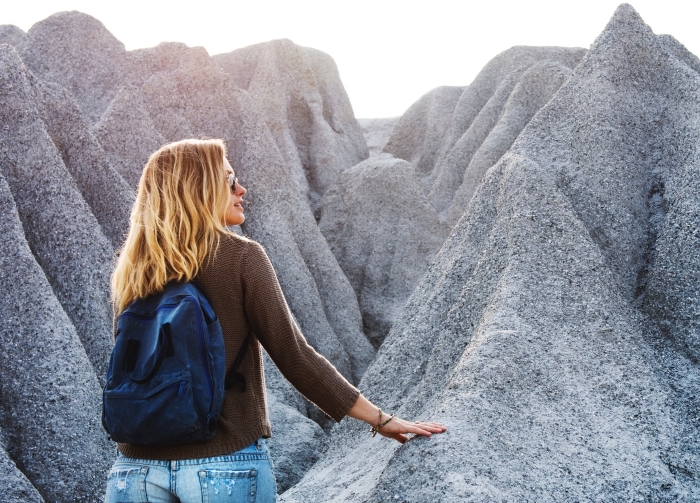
[369,408,395,437]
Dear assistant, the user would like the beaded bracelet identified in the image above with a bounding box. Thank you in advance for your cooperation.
[370,408,395,437]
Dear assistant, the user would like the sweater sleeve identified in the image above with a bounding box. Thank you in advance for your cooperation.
[241,241,360,422]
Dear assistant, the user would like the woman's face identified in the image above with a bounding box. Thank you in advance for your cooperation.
[223,158,247,226]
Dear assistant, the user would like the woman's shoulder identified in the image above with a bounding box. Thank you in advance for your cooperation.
[217,231,265,258]
[217,233,276,277]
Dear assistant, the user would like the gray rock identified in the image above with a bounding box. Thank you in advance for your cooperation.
[0,25,26,48]
[214,39,368,215]
[357,117,399,156]
[384,86,463,176]
[0,425,45,503]
[0,44,114,377]
[428,47,585,222]
[640,53,700,360]
[444,61,573,226]
[0,440,45,503]
[0,172,111,502]
[124,41,204,89]
[134,44,374,382]
[336,56,579,348]
[658,34,700,74]
[319,154,448,347]
[20,11,127,124]
[29,74,132,246]
[92,84,166,188]
[282,5,700,501]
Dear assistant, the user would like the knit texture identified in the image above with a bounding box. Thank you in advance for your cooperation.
[117,233,360,460]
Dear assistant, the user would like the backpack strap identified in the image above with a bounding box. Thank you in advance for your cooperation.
[225,331,253,392]
[191,279,252,393]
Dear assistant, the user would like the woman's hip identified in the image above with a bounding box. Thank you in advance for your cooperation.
[105,439,276,503]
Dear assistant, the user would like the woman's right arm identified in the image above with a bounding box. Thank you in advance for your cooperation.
[242,240,447,442]
[241,241,360,422]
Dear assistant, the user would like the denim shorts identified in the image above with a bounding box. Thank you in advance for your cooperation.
[105,438,276,503]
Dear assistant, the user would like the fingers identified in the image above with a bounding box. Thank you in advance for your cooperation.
[376,416,447,444]
[401,420,446,435]
[412,422,445,430]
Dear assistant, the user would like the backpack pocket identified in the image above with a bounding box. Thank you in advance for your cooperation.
[103,370,201,445]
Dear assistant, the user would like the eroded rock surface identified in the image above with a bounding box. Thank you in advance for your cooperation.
[20,11,127,125]
[0,173,111,502]
[384,86,463,176]
[282,6,700,501]
[0,45,114,377]
[320,154,448,347]
[357,117,399,156]
[0,429,44,503]
[321,47,585,343]
[0,25,26,48]
[29,75,132,246]
[214,39,368,215]
[92,84,166,188]
[427,46,585,223]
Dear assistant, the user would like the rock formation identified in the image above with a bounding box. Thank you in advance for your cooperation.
[2,3,699,501]
[0,441,45,503]
[385,48,586,226]
[320,154,448,347]
[384,86,464,176]
[0,25,26,48]
[282,5,700,501]
[91,84,166,188]
[29,74,132,246]
[321,47,586,345]
[0,173,111,502]
[214,39,368,215]
[19,12,127,125]
[0,424,45,503]
[427,47,585,223]
[0,44,114,377]
[357,117,399,156]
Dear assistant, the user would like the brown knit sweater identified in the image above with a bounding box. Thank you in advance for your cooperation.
[118,233,360,460]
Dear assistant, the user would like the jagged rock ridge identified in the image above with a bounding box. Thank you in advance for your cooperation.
[1,4,699,502]
[214,39,368,215]
[0,44,115,378]
[283,5,700,501]
[0,172,111,502]
[321,47,585,347]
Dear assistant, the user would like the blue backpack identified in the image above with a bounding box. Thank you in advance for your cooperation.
[102,281,250,445]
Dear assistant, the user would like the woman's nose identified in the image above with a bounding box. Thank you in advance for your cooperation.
[236,183,247,196]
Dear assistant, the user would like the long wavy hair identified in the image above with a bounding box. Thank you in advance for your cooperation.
[111,139,233,315]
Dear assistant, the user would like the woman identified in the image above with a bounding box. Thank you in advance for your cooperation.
[105,139,446,502]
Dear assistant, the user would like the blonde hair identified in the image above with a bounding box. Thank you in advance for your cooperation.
[111,139,233,314]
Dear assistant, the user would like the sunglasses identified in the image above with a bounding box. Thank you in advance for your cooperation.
[227,173,238,194]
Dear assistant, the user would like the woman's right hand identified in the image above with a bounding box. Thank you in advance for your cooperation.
[374,414,447,444]
[346,394,447,444]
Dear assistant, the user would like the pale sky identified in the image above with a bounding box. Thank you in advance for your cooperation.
[3,1,700,118]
